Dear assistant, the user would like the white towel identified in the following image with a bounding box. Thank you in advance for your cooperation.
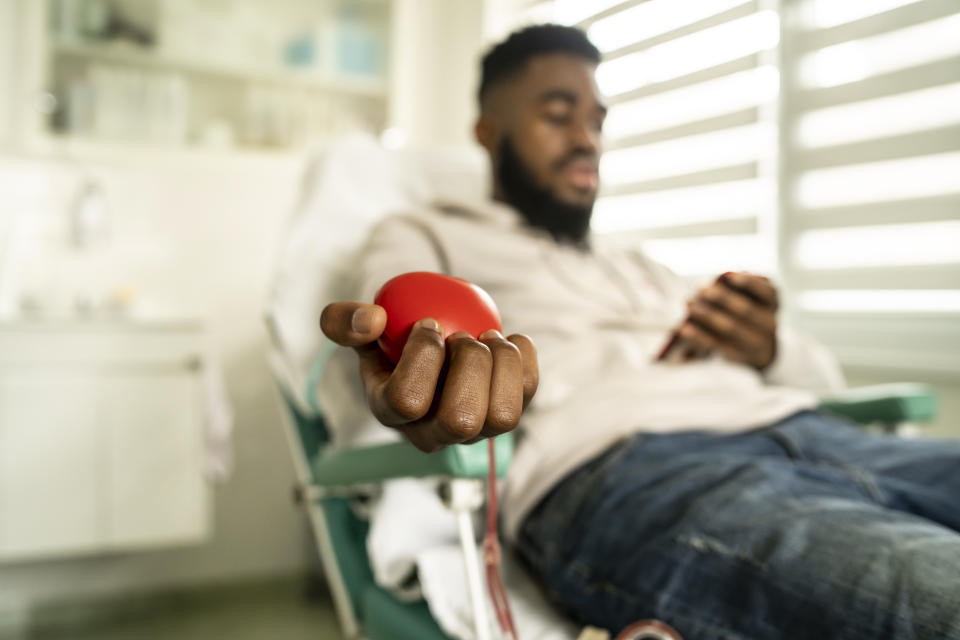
[202,343,234,481]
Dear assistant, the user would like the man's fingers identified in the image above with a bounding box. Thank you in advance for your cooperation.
[723,272,779,310]
[678,322,720,354]
[401,421,459,453]
[506,333,539,409]
[688,301,769,354]
[425,331,536,448]
[700,284,776,334]
[320,302,387,347]
[434,332,493,441]
[478,330,524,437]
[682,337,712,361]
[372,318,446,426]
[701,283,753,319]
[689,301,739,342]
[355,343,394,400]
[337,312,536,450]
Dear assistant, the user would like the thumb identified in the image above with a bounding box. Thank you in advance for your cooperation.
[319,302,387,348]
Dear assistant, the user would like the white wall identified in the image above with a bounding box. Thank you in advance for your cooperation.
[388,0,485,149]
[0,0,18,149]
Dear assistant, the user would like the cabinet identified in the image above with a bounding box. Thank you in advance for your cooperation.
[0,320,210,561]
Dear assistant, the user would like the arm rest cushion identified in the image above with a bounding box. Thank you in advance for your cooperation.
[819,383,939,425]
[311,433,514,486]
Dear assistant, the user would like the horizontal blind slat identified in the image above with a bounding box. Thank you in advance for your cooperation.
[606,53,762,103]
[627,217,757,240]
[608,108,760,149]
[789,55,960,109]
[572,0,652,30]
[793,195,960,228]
[602,1,758,61]
[792,266,960,291]
[792,123,960,170]
[602,163,758,196]
[795,0,958,52]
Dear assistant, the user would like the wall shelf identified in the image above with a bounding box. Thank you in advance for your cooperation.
[16,0,391,158]
[53,39,387,99]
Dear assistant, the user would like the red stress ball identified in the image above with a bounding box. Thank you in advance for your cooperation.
[373,271,502,364]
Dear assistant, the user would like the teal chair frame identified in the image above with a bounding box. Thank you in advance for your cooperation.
[272,364,938,640]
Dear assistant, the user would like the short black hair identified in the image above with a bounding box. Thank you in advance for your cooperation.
[478,24,601,108]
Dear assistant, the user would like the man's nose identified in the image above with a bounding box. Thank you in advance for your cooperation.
[569,120,600,156]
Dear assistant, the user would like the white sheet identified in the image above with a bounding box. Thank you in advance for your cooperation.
[367,478,579,640]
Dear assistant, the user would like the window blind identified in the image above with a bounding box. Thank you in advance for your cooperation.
[539,0,960,373]
[560,0,782,279]
[781,0,960,374]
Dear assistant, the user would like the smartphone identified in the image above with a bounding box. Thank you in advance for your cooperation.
[654,272,748,363]
[654,327,690,364]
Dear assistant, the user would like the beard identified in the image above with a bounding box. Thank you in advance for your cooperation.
[497,137,595,247]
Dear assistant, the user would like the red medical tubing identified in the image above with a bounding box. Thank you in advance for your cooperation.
[485,437,518,639]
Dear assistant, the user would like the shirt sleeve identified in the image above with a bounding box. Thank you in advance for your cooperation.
[355,215,448,302]
[763,325,846,397]
[317,214,448,448]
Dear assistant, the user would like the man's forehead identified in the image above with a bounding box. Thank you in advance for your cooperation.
[482,52,603,117]
[516,53,601,99]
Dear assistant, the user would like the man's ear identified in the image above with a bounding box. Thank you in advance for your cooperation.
[474,114,500,154]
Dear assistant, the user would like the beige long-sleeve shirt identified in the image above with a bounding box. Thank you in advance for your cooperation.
[343,197,845,539]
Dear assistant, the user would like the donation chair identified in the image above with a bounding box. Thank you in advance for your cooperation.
[270,352,938,640]
[265,136,941,640]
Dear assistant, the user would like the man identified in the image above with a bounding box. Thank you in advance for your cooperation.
[320,25,960,639]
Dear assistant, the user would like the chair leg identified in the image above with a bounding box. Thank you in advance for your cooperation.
[270,383,362,638]
[447,478,491,640]
[306,496,362,639]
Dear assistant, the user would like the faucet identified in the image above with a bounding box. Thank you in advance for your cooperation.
[68,178,109,251]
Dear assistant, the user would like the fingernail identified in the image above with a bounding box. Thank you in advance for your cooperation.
[479,329,503,340]
[351,307,376,333]
[416,318,441,332]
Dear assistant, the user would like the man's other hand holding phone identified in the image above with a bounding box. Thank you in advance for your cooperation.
[657,272,779,371]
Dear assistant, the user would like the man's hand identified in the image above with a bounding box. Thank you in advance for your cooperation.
[319,302,539,452]
[675,272,779,370]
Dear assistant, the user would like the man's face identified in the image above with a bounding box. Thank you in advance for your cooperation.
[489,53,607,210]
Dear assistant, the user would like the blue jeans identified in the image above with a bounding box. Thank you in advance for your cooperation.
[515,411,960,639]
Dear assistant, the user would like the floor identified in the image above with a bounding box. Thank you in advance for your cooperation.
[21,577,344,640]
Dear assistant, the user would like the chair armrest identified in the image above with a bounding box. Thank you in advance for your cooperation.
[311,433,514,487]
[819,383,939,425]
